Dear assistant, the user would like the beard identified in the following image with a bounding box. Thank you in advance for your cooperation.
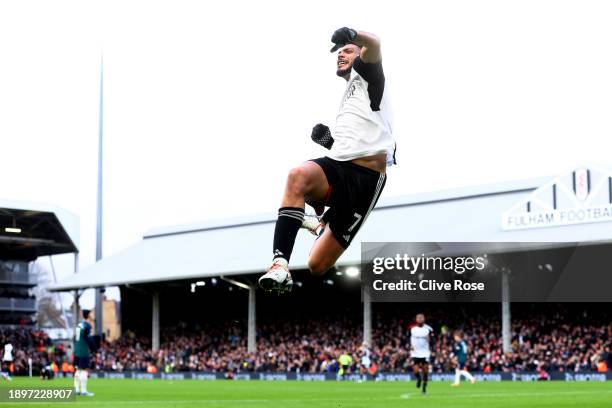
[336,64,352,77]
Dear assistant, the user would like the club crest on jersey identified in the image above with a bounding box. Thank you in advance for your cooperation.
[343,82,357,105]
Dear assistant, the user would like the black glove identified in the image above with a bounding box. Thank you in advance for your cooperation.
[311,124,334,150]
[330,27,358,52]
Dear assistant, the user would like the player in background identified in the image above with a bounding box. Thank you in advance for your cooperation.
[337,351,353,380]
[258,26,395,293]
[40,362,54,380]
[409,313,433,395]
[359,342,372,381]
[74,310,95,397]
[451,330,476,386]
[1,342,13,381]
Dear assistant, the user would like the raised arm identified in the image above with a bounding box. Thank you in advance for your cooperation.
[329,27,382,63]
[352,31,381,63]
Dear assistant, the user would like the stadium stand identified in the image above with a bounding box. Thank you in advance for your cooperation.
[5,304,609,375]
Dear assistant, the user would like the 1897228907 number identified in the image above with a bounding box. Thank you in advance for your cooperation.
[0,388,75,401]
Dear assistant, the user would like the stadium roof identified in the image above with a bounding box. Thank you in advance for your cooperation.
[50,167,612,291]
[0,199,79,260]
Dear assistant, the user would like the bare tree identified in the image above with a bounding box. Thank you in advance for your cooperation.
[31,261,69,329]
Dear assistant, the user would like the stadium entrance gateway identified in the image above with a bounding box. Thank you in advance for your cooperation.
[50,165,612,356]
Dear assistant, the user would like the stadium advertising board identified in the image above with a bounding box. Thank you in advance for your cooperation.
[75,371,612,382]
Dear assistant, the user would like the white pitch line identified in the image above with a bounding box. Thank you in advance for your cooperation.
[4,396,401,405]
[399,389,612,399]
[7,389,612,405]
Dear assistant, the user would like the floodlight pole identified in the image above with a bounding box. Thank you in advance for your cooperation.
[501,269,511,353]
[94,52,104,336]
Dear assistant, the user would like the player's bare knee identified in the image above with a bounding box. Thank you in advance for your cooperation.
[308,257,329,276]
[286,166,311,196]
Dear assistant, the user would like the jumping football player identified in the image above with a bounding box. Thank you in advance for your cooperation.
[410,313,433,395]
[451,330,476,386]
[259,27,395,292]
[74,310,95,397]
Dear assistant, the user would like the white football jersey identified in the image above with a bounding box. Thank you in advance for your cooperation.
[3,343,13,361]
[329,57,395,166]
[361,347,372,368]
[410,324,433,358]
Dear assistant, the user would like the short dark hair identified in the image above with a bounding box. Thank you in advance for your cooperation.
[82,309,91,320]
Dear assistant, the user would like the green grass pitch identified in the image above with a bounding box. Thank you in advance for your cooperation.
[1,376,611,407]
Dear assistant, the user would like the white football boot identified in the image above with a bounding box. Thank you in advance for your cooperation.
[259,258,293,293]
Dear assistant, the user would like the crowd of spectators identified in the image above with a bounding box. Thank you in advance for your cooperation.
[3,305,610,375]
[91,306,610,374]
[0,328,61,374]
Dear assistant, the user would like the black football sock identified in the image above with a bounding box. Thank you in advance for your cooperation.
[422,371,428,392]
[272,207,305,262]
[415,371,421,387]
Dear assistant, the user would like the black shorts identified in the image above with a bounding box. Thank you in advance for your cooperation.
[74,356,91,370]
[309,157,387,248]
[412,357,429,366]
[457,360,467,370]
